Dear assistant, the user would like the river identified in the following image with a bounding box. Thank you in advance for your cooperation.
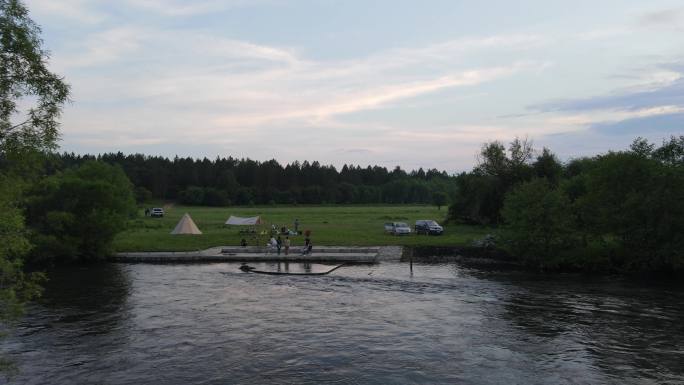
[3,262,683,384]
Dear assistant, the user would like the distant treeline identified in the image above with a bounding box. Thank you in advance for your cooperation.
[47,153,456,206]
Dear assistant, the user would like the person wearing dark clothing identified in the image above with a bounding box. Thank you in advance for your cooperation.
[302,236,312,255]
[240,238,247,247]
[276,236,282,255]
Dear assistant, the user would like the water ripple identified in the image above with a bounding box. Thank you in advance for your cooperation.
[3,262,683,385]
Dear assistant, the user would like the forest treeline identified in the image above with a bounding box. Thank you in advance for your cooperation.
[47,153,455,206]
[448,136,684,274]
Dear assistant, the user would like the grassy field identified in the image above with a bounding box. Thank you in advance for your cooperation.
[113,205,492,252]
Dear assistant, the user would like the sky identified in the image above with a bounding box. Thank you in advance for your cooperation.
[23,0,684,172]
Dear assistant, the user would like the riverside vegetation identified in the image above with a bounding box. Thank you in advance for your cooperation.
[448,136,684,275]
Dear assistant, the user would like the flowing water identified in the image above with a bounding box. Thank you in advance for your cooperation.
[3,262,684,384]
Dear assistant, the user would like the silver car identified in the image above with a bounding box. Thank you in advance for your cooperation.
[389,222,411,235]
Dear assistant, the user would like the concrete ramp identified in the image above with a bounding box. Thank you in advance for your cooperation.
[111,246,401,263]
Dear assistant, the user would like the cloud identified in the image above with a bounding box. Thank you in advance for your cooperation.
[590,111,684,135]
[532,68,684,113]
[51,26,549,170]
[638,7,684,28]
[54,27,147,69]
[58,28,544,127]
[126,0,274,16]
[576,28,630,41]
[25,0,106,24]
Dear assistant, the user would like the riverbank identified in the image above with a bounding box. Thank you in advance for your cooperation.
[110,245,520,269]
[114,205,491,252]
[111,245,402,263]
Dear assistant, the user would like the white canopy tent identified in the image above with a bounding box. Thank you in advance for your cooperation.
[225,216,262,226]
[170,213,202,235]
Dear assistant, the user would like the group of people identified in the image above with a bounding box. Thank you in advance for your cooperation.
[240,219,311,255]
[266,234,312,255]
[273,218,300,237]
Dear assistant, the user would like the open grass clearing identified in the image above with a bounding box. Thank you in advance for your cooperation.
[114,205,491,252]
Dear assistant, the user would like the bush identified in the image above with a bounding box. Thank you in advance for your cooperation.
[501,178,578,268]
[134,186,153,203]
[203,188,230,206]
[25,161,136,264]
[178,186,204,205]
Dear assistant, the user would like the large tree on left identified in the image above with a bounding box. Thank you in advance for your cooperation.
[0,0,68,376]
[1,0,69,154]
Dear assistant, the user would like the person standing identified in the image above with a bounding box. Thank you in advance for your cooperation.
[294,218,299,233]
[302,235,311,255]
[276,235,282,255]
[284,236,290,255]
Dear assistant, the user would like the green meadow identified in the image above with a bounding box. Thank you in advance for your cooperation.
[113,205,491,252]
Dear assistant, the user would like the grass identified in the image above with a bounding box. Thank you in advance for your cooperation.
[113,205,492,252]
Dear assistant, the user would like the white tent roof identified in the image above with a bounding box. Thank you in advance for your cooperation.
[171,213,202,235]
[225,215,262,225]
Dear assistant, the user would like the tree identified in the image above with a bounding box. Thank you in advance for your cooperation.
[178,186,205,206]
[0,175,44,375]
[501,178,577,268]
[432,191,447,210]
[580,151,684,272]
[652,135,684,166]
[450,137,535,224]
[0,0,69,153]
[25,161,136,264]
[475,141,507,176]
[533,147,563,184]
[0,0,68,376]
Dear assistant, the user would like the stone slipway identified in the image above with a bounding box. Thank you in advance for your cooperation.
[111,246,403,263]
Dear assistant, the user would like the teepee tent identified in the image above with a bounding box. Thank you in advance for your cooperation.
[171,213,202,235]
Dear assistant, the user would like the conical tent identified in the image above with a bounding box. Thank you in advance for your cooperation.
[170,213,202,235]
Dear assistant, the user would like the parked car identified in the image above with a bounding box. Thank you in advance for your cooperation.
[415,220,443,235]
[150,207,164,217]
[385,222,411,235]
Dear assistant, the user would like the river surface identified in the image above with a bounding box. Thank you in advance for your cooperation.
[3,262,684,384]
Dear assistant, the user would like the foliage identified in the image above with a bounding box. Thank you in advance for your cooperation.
[25,161,136,264]
[0,174,44,376]
[178,186,205,205]
[448,137,536,224]
[501,178,577,268]
[0,0,69,153]
[497,136,684,274]
[178,186,230,206]
[578,147,684,272]
[533,147,563,184]
[134,186,152,204]
[432,191,448,210]
[0,0,68,376]
[50,152,456,206]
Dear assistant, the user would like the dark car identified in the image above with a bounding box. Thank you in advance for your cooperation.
[415,220,443,235]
